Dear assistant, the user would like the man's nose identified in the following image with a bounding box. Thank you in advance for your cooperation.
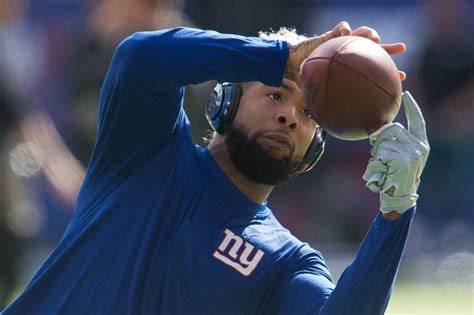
[276,106,298,130]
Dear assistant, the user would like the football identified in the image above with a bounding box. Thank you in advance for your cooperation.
[300,36,402,140]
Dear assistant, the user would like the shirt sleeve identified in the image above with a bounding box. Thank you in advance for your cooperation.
[83,27,289,191]
[266,273,335,315]
[272,207,415,314]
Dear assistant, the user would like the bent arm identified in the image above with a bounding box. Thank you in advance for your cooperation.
[114,27,288,92]
[97,27,289,148]
[83,28,289,193]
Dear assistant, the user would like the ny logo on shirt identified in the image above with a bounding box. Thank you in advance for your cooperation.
[213,229,265,276]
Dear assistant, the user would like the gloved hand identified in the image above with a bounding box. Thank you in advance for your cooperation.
[363,92,430,214]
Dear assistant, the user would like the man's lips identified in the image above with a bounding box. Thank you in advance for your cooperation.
[259,133,294,151]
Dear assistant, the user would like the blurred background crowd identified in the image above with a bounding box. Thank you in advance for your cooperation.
[1,0,473,312]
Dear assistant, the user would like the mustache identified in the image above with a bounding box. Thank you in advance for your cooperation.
[253,131,295,158]
[260,132,293,148]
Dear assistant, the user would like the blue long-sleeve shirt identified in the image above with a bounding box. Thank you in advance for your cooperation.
[3,28,414,314]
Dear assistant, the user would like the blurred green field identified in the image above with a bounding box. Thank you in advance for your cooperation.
[386,282,473,314]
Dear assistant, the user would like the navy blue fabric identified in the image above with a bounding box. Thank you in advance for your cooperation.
[3,28,415,315]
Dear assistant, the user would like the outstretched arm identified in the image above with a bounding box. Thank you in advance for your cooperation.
[269,208,415,315]
[271,93,429,314]
[329,92,430,314]
[319,208,415,314]
[325,92,429,314]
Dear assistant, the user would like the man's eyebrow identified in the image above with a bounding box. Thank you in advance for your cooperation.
[280,82,294,91]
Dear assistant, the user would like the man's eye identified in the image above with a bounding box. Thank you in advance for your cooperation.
[267,93,282,101]
[303,108,313,118]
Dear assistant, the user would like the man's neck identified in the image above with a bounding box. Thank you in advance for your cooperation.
[208,139,273,205]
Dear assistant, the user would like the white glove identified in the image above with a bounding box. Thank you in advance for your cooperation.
[363,92,430,214]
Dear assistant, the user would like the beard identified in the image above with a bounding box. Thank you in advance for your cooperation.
[225,124,303,185]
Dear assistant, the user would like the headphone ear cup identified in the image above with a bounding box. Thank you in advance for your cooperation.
[205,84,223,131]
[205,83,242,134]
[221,83,241,131]
[300,128,327,172]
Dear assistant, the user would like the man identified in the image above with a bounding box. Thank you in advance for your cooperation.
[3,22,429,314]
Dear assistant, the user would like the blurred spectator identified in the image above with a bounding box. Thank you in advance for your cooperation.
[1,0,85,239]
[68,0,192,164]
[416,0,474,222]
[1,0,32,306]
[0,81,21,310]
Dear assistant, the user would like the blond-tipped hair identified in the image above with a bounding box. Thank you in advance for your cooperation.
[258,27,308,46]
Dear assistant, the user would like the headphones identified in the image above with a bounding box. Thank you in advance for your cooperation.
[205,82,326,172]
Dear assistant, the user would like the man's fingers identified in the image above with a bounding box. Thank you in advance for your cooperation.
[381,43,406,56]
[351,26,381,43]
[363,159,388,179]
[363,159,388,193]
[349,30,406,84]
[330,21,351,37]
[370,123,415,154]
[322,25,407,83]
[370,123,412,144]
[320,21,352,43]
[399,71,406,81]
[402,91,428,142]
